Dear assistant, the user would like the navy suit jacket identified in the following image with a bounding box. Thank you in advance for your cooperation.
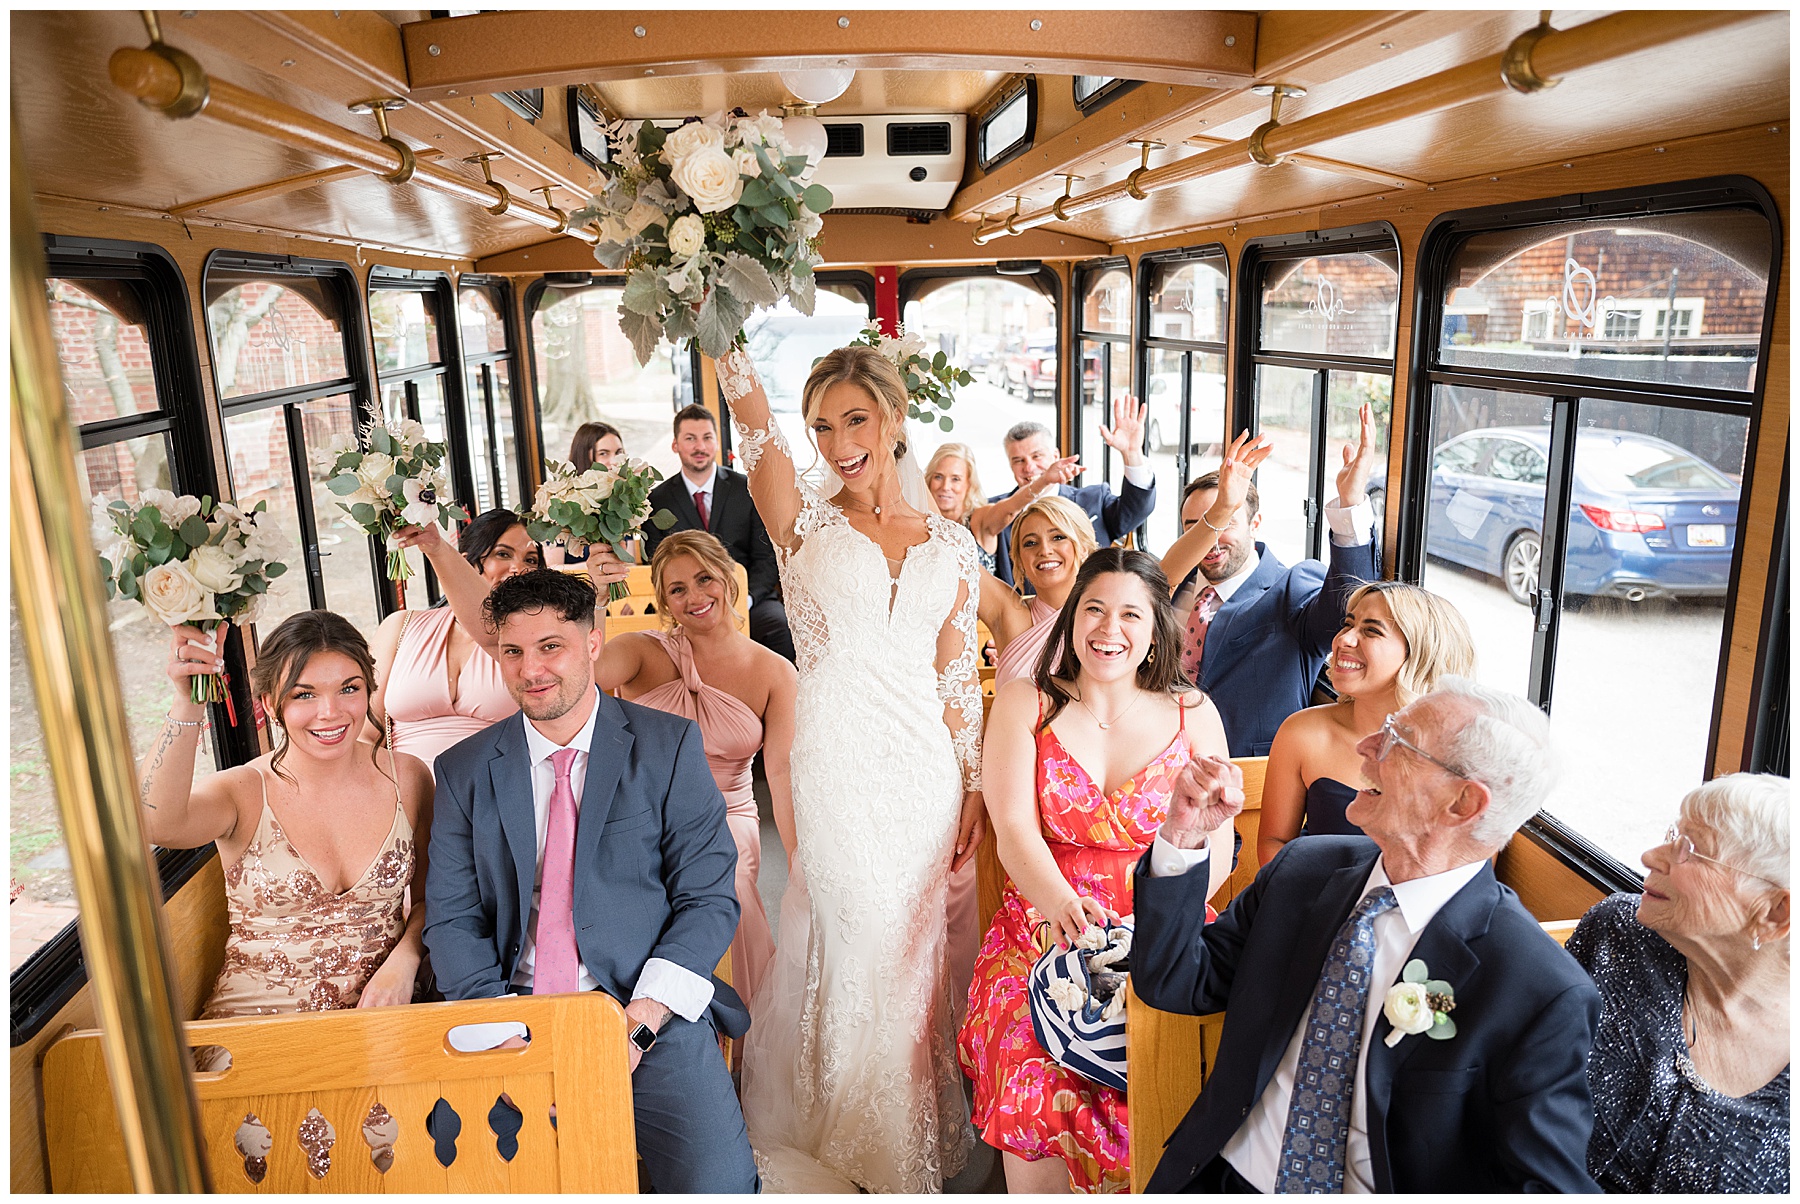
[1195,537,1377,756]
[424,693,748,1037]
[644,466,780,605]
[990,476,1156,585]
[1133,837,1601,1193]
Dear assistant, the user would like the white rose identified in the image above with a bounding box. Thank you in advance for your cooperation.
[667,213,707,259]
[187,544,245,594]
[733,147,761,179]
[670,147,744,214]
[580,470,616,501]
[797,208,824,240]
[232,591,266,628]
[1381,982,1436,1046]
[240,520,285,564]
[140,560,220,627]
[623,198,664,237]
[663,120,726,166]
[395,418,428,449]
[354,452,398,494]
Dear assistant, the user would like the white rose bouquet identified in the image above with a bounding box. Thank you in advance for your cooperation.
[846,323,974,432]
[524,459,677,602]
[92,489,289,712]
[317,419,468,602]
[570,110,833,363]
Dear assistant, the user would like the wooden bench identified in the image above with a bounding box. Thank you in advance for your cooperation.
[43,994,638,1193]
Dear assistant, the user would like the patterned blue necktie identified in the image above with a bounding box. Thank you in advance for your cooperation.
[1275,885,1398,1194]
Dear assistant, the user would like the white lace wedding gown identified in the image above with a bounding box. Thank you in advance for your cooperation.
[721,349,981,1193]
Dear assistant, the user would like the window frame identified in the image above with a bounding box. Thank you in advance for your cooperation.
[976,75,1037,171]
[203,250,391,620]
[1138,244,1231,520]
[1233,223,1402,562]
[13,237,229,1044]
[1073,256,1133,505]
[1400,175,1782,893]
[1073,75,1139,113]
[457,275,527,512]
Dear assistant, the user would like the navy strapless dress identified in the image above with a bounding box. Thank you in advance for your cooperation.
[1300,776,1363,837]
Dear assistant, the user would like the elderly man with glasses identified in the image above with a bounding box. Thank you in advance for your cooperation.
[1130,676,1602,1194]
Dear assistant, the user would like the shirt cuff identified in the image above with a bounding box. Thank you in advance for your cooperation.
[1149,831,1213,878]
[1122,461,1156,489]
[632,957,715,1023]
[1324,497,1376,546]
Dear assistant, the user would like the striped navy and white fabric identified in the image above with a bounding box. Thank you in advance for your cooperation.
[1026,922,1132,1093]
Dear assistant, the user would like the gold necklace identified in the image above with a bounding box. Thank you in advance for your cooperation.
[1077,688,1146,731]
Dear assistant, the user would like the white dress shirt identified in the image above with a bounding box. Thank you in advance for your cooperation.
[1147,835,1485,1192]
[511,688,714,1022]
[1175,497,1375,622]
[682,463,718,527]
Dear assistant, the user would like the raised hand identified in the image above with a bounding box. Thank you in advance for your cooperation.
[1158,755,1245,850]
[166,625,224,692]
[585,544,634,590]
[1098,395,1148,467]
[1335,402,1379,508]
[1028,454,1082,495]
[1208,430,1276,527]
[392,522,448,556]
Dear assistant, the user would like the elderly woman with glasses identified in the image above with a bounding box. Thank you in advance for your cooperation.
[1566,773,1790,1193]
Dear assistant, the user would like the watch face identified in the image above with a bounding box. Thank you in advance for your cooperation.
[629,1023,656,1052]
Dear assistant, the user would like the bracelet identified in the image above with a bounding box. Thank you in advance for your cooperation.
[1199,509,1232,532]
[164,714,204,729]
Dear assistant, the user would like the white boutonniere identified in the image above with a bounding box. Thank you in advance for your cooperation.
[1382,959,1457,1047]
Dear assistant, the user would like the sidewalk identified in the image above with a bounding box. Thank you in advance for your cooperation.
[11,896,78,970]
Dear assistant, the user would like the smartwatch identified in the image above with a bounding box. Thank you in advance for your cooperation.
[627,1022,658,1053]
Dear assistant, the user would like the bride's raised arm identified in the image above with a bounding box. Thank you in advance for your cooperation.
[713,348,804,551]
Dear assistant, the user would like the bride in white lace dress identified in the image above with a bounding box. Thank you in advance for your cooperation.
[715,343,985,1193]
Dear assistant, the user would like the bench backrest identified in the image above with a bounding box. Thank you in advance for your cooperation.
[43,995,637,1193]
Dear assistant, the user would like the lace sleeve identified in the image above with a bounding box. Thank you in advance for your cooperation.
[718,348,804,551]
[935,524,984,793]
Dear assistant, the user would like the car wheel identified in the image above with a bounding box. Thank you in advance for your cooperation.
[1147,419,1165,451]
[1366,488,1385,564]
[1503,530,1541,606]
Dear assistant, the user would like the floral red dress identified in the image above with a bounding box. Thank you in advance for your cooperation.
[957,699,1209,1193]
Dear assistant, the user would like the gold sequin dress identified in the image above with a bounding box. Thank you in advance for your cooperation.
[200,766,414,1021]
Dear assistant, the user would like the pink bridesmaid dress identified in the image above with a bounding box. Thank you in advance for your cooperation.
[384,607,518,769]
[634,629,775,1005]
[993,596,1061,690]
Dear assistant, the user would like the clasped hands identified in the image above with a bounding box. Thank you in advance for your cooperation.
[1157,755,1246,852]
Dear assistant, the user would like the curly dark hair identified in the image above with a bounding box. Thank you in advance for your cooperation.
[1034,547,1192,729]
[483,568,598,632]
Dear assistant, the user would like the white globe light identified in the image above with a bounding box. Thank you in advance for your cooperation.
[782,113,829,169]
[780,67,855,105]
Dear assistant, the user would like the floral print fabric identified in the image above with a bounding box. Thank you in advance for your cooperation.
[958,714,1198,1193]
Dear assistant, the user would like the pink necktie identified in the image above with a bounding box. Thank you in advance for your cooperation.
[1180,586,1221,683]
[693,490,709,530]
[534,747,581,995]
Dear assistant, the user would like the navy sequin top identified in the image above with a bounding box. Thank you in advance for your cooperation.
[1566,893,1789,1194]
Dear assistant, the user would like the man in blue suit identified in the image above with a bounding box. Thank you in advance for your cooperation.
[1175,407,1380,755]
[425,570,757,1193]
[1133,678,1600,1193]
[989,401,1156,586]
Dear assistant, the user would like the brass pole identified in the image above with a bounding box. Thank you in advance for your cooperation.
[973,8,1763,242]
[9,123,210,1191]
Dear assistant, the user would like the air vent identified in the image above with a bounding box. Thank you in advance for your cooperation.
[825,124,865,157]
[887,122,952,156]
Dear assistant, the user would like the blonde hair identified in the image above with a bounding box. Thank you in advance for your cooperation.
[922,443,984,522]
[801,345,911,463]
[1009,494,1099,592]
[650,530,742,631]
[1340,581,1477,706]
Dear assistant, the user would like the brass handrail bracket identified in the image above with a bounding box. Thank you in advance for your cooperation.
[1501,12,1563,93]
[1126,141,1164,200]
[132,9,208,119]
[463,151,512,216]
[1247,83,1306,168]
[349,98,417,184]
[1051,173,1085,221]
[534,185,569,234]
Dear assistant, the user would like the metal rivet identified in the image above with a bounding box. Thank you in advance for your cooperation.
[281,58,296,67]
[427,43,441,56]
[645,68,655,75]
[1024,61,1035,69]
[1563,162,1573,168]
[179,9,196,15]
[1224,34,1236,46]
[837,58,849,66]
[634,24,646,37]
[1490,176,1499,181]
[1030,18,1043,30]
[838,15,849,27]
[448,89,458,96]
[1655,146,1666,153]
[1770,126,1781,133]
[1206,76,1217,84]
[1427,186,1436,191]
[1380,41,1394,49]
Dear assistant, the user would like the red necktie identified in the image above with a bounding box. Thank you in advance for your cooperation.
[693,490,709,530]
[1180,586,1221,683]
[534,747,581,994]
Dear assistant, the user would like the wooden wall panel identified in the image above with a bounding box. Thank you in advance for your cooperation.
[1496,834,1608,925]
[11,857,228,1193]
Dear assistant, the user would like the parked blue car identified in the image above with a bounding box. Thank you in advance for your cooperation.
[1369,427,1739,605]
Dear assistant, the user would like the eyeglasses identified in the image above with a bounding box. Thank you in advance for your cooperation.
[1662,825,1786,889]
[1375,714,1472,781]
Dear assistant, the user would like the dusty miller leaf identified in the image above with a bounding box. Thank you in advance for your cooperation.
[618,307,663,366]
[621,267,668,317]
[695,286,751,358]
[717,252,780,309]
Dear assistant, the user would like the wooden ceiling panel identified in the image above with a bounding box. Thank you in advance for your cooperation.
[593,69,1007,118]
[1044,160,1384,246]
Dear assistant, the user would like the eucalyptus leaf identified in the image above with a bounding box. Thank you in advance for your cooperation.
[131,511,158,543]
[1424,979,1453,996]
[1402,959,1429,985]
[739,178,774,209]
[119,565,137,598]
[758,204,790,231]
[368,426,395,456]
[802,183,834,213]
[1427,1016,1457,1040]
[939,415,954,432]
[651,507,678,531]
[350,502,377,526]
[386,474,409,498]
[635,119,666,157]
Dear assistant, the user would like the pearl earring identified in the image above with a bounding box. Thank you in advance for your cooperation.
[1753,933,1762,952]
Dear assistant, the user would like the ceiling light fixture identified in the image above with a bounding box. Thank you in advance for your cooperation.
[780,67,855,105]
